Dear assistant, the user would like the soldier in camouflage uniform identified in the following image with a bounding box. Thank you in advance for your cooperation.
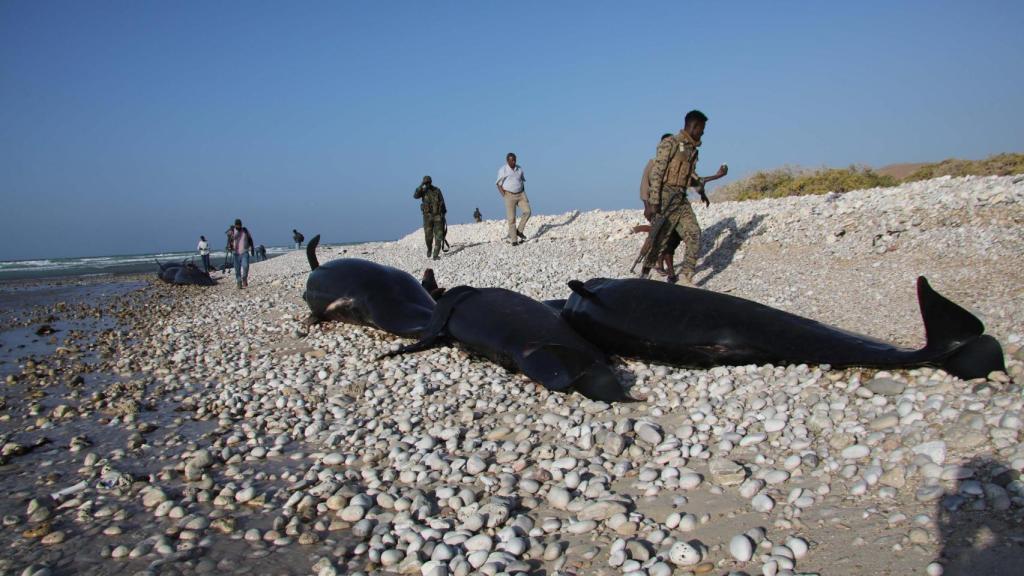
[641,110,728,284]
[414,175,447,260]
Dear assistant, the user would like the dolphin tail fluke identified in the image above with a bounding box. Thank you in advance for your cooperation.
[567,280,595,299]
[917,276,1005,379]
[307,235,321,271]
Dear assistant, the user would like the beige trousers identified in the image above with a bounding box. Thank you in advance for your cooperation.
[503,191,531,241]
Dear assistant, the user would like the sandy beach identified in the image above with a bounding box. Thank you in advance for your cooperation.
[2,174,1023,576]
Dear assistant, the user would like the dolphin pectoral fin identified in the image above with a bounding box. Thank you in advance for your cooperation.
[522,343,632,402]
[916,276,1005,378]
[570,366,637,403]
[377,335,446,360]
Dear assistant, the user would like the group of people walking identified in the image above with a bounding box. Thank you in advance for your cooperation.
[413,152,532,260]
[198,109,723,291]
[415,110,726,285]
[196,219,264,289]
[637,109,727,285]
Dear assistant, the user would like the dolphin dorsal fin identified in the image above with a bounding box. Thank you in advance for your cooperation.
[567,280,595,299]
[306,235,321,271]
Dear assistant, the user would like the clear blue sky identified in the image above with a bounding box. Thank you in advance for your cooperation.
[2,0,1022,260]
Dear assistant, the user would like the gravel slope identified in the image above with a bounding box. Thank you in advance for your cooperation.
[2,174,1023,576]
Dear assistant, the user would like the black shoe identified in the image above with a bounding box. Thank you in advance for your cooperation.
[432,256,440,261]
[517,231,527,241]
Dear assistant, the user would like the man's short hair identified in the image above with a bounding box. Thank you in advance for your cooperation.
[684,110,708,125]
[506,152,516,159]
[661,133,673,140]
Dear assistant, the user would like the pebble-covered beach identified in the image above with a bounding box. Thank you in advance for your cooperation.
[2,174,1023,576]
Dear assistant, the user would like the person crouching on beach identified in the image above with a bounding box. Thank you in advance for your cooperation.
[230,219,255,289]
[197,235,211,272]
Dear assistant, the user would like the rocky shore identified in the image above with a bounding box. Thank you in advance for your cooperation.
[2,174,1023,576]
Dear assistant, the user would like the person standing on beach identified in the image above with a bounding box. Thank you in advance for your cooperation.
[496,152,530,245]
[640,110,728,285]
[414,175,447,260]
[230,219,255,288]
[197,236,211,272]
[640,133,677,276]
[473,207,482,223]
[292,229,304,249]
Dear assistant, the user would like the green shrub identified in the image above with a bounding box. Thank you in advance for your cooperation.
[903,153,1024,181]
[715,166,897,201]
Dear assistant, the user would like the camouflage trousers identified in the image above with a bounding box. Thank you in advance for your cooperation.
[644,187,701,279]
[423,215,446,258]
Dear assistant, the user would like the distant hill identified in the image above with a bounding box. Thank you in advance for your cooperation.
[711,153,1024,202]
[876,162,928,180]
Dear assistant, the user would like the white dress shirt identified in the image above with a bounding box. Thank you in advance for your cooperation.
[496,164,526,193]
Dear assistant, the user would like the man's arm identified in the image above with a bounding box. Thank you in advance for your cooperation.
[646,139,674,211]
[698,164,729,185]
[414,185,425,199]
[496,168,506,196]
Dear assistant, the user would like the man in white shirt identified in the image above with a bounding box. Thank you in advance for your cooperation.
[197,235,211,272]
[495,152,531,244]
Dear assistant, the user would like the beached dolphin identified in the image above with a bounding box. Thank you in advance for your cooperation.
[561,277,1005,381]
[303,235,435,337]
[380,286,633,402]
[155,260,216,286]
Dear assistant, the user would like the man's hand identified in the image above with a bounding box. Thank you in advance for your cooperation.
[700,191,710,208]
[643,202,658,221]
[717,164,728,178]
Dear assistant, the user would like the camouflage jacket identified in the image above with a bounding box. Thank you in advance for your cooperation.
[647,130,702,208]
[414,185,447,217]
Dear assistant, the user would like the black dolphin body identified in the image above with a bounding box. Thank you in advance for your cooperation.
[381,286,632,402]
[302,235,435,337]
[561,277,1004,381]
[155,260,216,286]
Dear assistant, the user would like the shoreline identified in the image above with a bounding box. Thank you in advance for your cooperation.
[1,174,1023,576]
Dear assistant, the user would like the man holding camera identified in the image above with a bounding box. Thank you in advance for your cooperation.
[414,175,447,260]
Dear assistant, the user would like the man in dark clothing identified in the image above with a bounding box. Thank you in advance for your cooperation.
[473,207,482,223]
[414,175,447,260]
[222,225,235,272]
[292,229,304,249]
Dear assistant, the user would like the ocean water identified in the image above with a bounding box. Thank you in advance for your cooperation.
[0,246,295,282]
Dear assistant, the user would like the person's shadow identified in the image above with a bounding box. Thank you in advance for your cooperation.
[692,214,766,286]
[936,456,1024,575]
[533,211,581,239]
